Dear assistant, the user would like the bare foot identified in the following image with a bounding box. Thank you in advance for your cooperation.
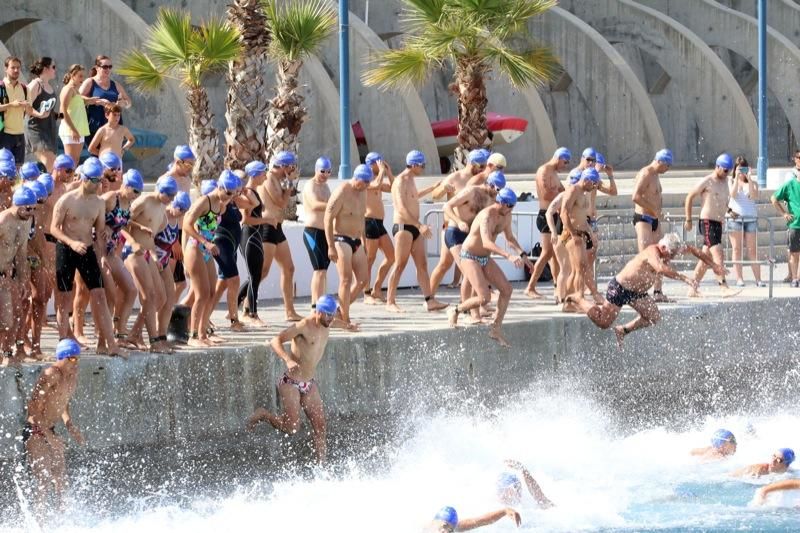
[187,337,206,348]
[447,307,460,328]
[687,288,701,298]
[446,281,460,289]
[108,344,129,359]
[652,292,670,303]
[285,311,303,322]
[386,302,404,313]
[13,345,27,361]
[524,288,544,300]
[208,334,225,345]
[613,326,626,350]
[479,306,494,318]
[241,314,267,327]
[425,299,448,312]
[229,320,246,332]
[720,286,743,298]
[246,407,270,431]
[467,313,485,325]
[488,324,511,348]
[561,301,579,313]
[364,294,383,305]
[149,340,174,354]
[75,335,90,347]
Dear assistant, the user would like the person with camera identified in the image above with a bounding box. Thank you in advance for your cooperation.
[727,157,763,287]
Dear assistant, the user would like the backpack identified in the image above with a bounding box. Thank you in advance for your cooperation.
[525,242,553,282]
[0,80,28,132]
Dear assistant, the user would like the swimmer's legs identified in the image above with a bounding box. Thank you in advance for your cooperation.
[615,296,660,347]
[300,386,327,464]
[247,383,301,434]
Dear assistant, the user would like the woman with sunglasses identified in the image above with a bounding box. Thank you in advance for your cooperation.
[79,55,131,146]
[58,64,95,164]
[183,172,236,346]
[727,157,763,287]
[26,57,59,172]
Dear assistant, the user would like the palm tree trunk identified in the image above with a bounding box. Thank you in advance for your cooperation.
[451,58,490,169]
[187,85,222,184]
[224,0,271,170]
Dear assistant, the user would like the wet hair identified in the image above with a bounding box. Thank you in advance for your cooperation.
[659,233,683,254]
[90,55,111,77]
[104,103,122,115]
[63,64,84,85]
[29,57,53,76]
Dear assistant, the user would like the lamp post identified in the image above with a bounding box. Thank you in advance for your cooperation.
[338,0,351,179]
[757,0,767,188]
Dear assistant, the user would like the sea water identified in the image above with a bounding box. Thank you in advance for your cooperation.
[2,382,800,532]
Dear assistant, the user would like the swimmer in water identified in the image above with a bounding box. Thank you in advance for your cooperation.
[754,478,800,505]
[499,459,555,508]
[731,448,794,478]
[426,505,521,532]
[690,429,737,461]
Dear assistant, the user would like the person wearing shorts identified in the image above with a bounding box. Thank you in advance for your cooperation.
[302,157,332,304]
[772,160,800,286]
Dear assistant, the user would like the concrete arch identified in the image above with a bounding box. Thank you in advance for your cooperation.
[562,0,757,165]
[640,0,800,157]
[766,0,800,41]
[317,3,439,170]
[2,0,188,175]
[532,7,666,167]
[0,40,10,60]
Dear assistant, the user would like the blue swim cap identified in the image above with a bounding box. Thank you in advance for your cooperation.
[711,429,736,449]
[468,149,489,165]
[55,338,81,360]
[315,156,332,172]
[316,294,339,315]
[497,472,522,492]
[200,179,217,195]
[37,174,54,195]
[172,191,192,212]
[54,154,75,170]
[568,168,582,184]
[24,181,48,201]
[123,169,144,191]
[218,169,240,191]
[0,160,17,179]
[434,507,458,528]
[0,148,14,163]
[244,160,267,177]
[100,151,122,170]
[655,149,673,165]
[596,153,606,166]
[496,187,517,207]
[582,147,598,160]
[81,157,104,179]
[478,148,491,160]
[487,170,506,189]
[20,162,41,181]
[156,175,179,196]
[271,150,297,167]
[406,150,426,167]
[779,448,795,466]
[13,187,37,207]
[554,147,572,161]
[174,144,195,161]
[365,152,383,166]
[353,164,373,182]
[716,153,734,171]
[581,168,601,183]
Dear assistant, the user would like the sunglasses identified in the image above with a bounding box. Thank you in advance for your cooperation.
[67,356,78,362]
[99,64,113,70]
[320,169,332,174]
[22,206,35,213]
[64,168,75,174]
[131,189,142,195]
[585,158,596,163]
[495,165,505,170]
[85,177,102,183]
[36,199,45,204]
[223,189,236,196]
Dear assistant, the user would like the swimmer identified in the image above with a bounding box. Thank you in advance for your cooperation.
[754,479,800,505]
[731,448,794,478]
[690,428,737,461]
[363,151,395,303]
[302,157,332,305]
[560,167,601,309]
[525,147,569,299]
[568,233,726,348]
[586,151,617,301]
[684,153,739,298]
[246,295,356,464]
[500,459,555,508]
[633,149,672,301]
[426,505,521,532]
[466,151,506,187]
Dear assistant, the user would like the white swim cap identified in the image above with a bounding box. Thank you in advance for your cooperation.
[659,233,683,254]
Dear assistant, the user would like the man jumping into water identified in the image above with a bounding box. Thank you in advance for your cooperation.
[568,234,726,347]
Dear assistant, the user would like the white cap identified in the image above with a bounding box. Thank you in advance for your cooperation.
[488,153,507,167]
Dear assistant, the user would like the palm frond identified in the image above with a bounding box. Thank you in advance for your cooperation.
[400,0,448,33]
[192,16,242,71]
[262,0,336,62]
[482,43,560,88]
[361,47,436,91]
[494,0,558,39]
[146,8,194,71]
[117,50,168,93]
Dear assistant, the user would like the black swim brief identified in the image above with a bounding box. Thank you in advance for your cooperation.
[173,259,186,283]
[303,227,330,271]
[364,217,388,240]
[44,233,57,244]
[698,219,723,248]
[334,234,362,253]
[536,209,550,234]
[606,277,647,308]
[633,213,659,232]
[444,226,468,249]
[262,223,287,245]
[21,422,54,443]
[392,223,421,241]
[55,241,104,292]
[553,212,563,236]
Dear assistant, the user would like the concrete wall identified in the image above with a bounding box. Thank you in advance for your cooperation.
[1,297,797,460]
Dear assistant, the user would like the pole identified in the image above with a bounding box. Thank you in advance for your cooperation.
[757,0,768,188]
[338,0,351,179]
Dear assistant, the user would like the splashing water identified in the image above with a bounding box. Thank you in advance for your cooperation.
[3,386,800,532]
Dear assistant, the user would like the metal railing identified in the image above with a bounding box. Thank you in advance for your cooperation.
[594,213,777,298]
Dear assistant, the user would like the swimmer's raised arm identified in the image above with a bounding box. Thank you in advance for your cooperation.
[269,322,304,371]
[455,508,521,531]
[754,479,800,504]
[504,460,554,508]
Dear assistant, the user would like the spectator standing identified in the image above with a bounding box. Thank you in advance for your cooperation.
[771,164,800,287]
[58,65,92,163]
[79,55,131,145]
[0,56,32,166]
[26,57,59,171]
[727,157,763,287]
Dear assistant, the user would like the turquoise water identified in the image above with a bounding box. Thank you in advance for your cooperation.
[3,388,800,532]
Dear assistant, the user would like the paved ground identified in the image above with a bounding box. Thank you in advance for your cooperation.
[11,261,794,364]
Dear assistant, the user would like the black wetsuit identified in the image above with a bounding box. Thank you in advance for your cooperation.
[237,187,266,316]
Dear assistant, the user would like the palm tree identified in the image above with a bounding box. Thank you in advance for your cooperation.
[362,0,560,168]
[224,0,271,169]
[117,8,241,182]
[261,0,336,162]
